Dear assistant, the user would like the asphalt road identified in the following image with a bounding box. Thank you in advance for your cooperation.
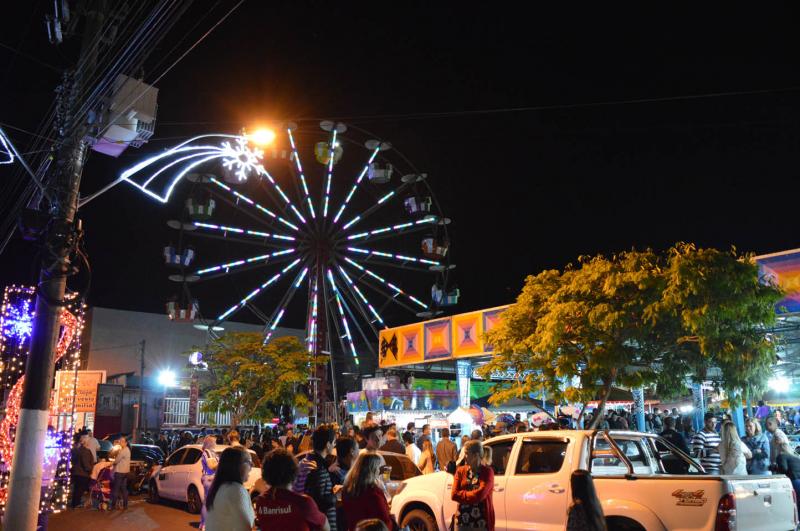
[43,495,198,531]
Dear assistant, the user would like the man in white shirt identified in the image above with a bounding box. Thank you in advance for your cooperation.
[85,429,100,463]
[110,436,131,510]
[767,416,791,466]
[403,431,420,465]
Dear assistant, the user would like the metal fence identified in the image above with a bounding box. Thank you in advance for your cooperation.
[163,398,256,426]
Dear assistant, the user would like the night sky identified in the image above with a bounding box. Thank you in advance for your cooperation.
[2,4,800,337]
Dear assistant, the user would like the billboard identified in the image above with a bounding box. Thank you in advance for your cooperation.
[755,248,800,314]
[54,370,106,413]
[378,306,508,368]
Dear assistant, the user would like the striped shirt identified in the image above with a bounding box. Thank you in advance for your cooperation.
[692,429,721,473]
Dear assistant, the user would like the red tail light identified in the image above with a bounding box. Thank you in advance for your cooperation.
[715,493,737,531]
[792,488,798,527]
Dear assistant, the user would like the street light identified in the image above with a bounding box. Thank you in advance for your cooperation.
[769,376,791,393]
[248,127,276,146]
[158,369,177,388]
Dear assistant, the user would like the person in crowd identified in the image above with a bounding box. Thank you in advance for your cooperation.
[460,435,470,449]
[255,448,330,531]
[362,412,376,429]
[227,429,242,447]
[405,422,416,438]
[418,438,436,474]
[742,418,771,475]
[200,435,219,530]
[204,447,255,531]
[362,426,385,453]
[457,429,484,464]
[680,416,697,443]
[110,436,131,510]
[692,412,722,474]
[482,446,493,468]
[651,408,663,433]
[354,519,388,531]
[416,424,432,450]
[436,428,458,472]
[660,416,689,454]
[403,431,421,465]
[756,400,771,425]
[772,441,800,495]
[70,434,93,508]
[452,440,494,531]
[671,408,680,420]
[295,426,338,531]
[566,469,607,531]
[718,421,751,475]
[379,427,404,454]
[84,429,100,463]
[156,432,170,456]
[342,453,397,531]
[330,436,359,485]
[767,416,792,466]
[775,409,787,428]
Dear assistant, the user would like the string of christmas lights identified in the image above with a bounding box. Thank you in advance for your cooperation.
[0,286,85,515]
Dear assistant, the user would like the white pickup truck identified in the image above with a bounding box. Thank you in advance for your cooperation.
[390,430,798,531]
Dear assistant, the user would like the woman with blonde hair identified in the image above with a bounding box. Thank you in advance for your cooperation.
[743,418,770,475]
[719,421,752,475]
[342,453,397,531]
[418,438,436,474]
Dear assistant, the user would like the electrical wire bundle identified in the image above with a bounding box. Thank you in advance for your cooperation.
[0,0,246,256]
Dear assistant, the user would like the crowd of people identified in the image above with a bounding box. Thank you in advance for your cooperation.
[68,429,131,510]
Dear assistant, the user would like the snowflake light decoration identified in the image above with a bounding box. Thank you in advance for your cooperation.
[1,300,33,341]
[220,137,264,181]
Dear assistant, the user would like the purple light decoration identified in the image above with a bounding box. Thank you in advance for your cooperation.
[287,127,316,219]
[322,130,338,218]
[332,146,381,223]
[2,300,33,341]
[326,269,359,364]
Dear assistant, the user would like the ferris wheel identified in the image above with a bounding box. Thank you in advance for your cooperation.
[148,120,457,377]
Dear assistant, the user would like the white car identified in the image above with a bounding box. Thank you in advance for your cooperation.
[390,430,798,531]
[148,444,261,513]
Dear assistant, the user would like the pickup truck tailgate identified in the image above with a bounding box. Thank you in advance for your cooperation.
[728,476,796,531]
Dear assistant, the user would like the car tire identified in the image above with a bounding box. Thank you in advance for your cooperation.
[148,481,160,504]
[401,508,438,531]
[187,485,202,514]
[606,516,646,531]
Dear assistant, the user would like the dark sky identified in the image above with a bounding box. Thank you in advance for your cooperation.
[3,3,800,336]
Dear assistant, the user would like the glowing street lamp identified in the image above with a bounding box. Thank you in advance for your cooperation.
[248,128,276,147]
[769,376,791,394]
[158,369,177,388]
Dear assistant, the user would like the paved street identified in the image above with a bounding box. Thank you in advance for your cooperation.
[44,496,197,531]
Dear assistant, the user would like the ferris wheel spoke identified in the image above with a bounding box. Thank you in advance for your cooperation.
[192,221,297,244]
[306,275,320,354]
[342,257,429,310]
[336,179,415,235]
[321,128,339,219]
[286,126,317,220]
[344,246,441,269]
[262,264,310,343]
[255,177,307,226]
[331,145,381,224]
[342,217,437,244]
[184,230,293,251]
[193,249,297,279]
[326,268,360,364]
[345,268,423,315]
[215,258,303,321]
[335,279,378,346]
[208,177,300,232]
[335,264,383,333]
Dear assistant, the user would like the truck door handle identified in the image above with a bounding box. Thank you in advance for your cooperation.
[446,484,452,490]
[548,487,565,494]
[493,486,504,492]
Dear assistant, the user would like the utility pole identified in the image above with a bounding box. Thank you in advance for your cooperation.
[132,340,145,443]
[3,3,106,529]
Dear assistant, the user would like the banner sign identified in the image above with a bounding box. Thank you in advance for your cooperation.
[54,370,105,413]
[378,306,508,368]
[755,249,800,314]
[345,389,458,413]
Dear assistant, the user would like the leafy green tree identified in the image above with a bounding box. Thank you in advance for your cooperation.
[200,333,323,429]
[654,243,783,400]
[478,250,667,426]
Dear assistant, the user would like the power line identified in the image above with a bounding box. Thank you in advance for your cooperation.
[0,40,63,73]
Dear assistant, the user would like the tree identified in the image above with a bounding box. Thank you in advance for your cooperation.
[478,250,667,426]
[200,333,324,429]
[654,243,783,400]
